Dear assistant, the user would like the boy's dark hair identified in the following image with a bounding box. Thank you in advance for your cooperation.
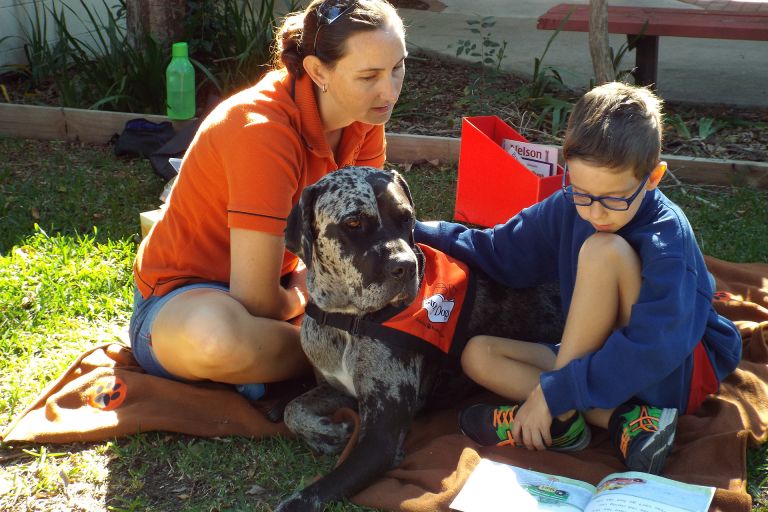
[563,82,663,178]
[274,0,403,78]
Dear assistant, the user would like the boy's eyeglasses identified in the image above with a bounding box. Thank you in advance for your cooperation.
[561,164,650,211]
[314,0,356,55]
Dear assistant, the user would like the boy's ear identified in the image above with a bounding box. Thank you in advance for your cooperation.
[647,161,667,190]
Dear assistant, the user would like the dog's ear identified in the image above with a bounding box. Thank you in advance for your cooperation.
[389,169,417,248]
[390,169,415,210]
[285,184,318,266]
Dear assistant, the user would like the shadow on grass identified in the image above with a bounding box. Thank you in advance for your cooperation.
[0,137,165,255]
[1,433,375,511]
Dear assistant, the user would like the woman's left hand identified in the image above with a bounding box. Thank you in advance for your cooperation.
[512,384,553,450]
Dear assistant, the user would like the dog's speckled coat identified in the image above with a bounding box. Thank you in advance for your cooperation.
[276,166,564,511]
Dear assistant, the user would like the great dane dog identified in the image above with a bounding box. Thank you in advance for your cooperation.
[276,166,564,511]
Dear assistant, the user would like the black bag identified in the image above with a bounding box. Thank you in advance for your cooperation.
[114,95,221,182]
[113,118,176,159]
[148,94,222,181]
[148,119,202,181]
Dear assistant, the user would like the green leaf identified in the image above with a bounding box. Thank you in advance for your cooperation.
[697,117,726,140]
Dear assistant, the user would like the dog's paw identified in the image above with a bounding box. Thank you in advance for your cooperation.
[303,417,353,455]
[274,491,323,512]
[285,400,355,455]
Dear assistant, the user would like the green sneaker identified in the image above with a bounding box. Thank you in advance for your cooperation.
[549,411,591,452]
[610,404,678,475]
[459,403,591,450]
[459,404,519,446]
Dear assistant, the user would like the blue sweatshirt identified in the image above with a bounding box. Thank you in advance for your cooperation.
[414,188,742,416]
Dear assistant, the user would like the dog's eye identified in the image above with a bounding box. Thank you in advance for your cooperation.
[343,217,362,230]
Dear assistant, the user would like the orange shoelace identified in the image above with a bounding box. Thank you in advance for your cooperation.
[493,406,518,447]
[619,405,659,458]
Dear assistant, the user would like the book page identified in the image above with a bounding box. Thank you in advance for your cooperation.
[450,458,596,511]
[585,472,715,512]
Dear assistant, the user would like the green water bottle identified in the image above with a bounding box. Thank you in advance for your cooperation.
[166,42,195,120]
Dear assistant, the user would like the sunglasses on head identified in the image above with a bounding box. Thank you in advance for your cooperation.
[314,0,357,55]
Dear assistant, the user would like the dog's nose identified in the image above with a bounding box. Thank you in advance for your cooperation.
[387,258,416,280]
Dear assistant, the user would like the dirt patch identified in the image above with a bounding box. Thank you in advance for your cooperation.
[391,53,768,162]
[2,51,765,162]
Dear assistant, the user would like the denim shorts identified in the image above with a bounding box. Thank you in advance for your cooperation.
[128,282,229,380]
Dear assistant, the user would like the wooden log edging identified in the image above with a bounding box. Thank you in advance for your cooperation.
[0,103,187,144]
[660,155,768,188]
[385,132,461,164]
[1,103,767,188]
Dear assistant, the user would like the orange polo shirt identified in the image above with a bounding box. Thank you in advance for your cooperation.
[134,69,386,298]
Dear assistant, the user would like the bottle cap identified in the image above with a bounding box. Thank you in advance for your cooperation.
[172,42,188,58]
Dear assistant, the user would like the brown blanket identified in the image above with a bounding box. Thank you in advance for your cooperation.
[0,345,291,443]
[3,256,767,511]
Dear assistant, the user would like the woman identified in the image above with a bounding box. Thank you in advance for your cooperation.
[130,0,407,399]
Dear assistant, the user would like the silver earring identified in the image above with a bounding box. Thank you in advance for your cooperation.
[322,83,328,93]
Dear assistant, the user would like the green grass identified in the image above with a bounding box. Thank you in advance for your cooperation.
[0,229,135,421]
[1,138,767,510]
[0,138,162,252]
[663,183,768,263]
[0,137,161,427]
[749,442,768,512]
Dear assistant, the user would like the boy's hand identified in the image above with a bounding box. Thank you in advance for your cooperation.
[285,260,308,322]
[288,259,308,302]
[512,384,553,450]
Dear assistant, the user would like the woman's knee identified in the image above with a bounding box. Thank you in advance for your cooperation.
[182,308,250,364]
[153,295,259,376]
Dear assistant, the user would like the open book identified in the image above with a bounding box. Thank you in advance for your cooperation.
[450,459,715,512]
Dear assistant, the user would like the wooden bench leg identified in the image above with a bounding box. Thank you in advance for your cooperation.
[631,34,659,88]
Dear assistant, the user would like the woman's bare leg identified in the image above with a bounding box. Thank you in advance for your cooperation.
[151,288,310,383]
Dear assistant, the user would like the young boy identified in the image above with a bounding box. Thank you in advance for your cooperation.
[414,82,742,475]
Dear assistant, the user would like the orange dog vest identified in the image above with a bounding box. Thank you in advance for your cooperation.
[304,244,476,360]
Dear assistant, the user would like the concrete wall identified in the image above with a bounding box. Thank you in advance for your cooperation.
[0,0,117,67]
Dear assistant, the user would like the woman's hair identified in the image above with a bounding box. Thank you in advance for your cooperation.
[563,82,664,178]
[274,0,403,77]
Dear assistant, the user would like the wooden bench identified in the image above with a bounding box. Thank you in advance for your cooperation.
[537,4,768,87]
